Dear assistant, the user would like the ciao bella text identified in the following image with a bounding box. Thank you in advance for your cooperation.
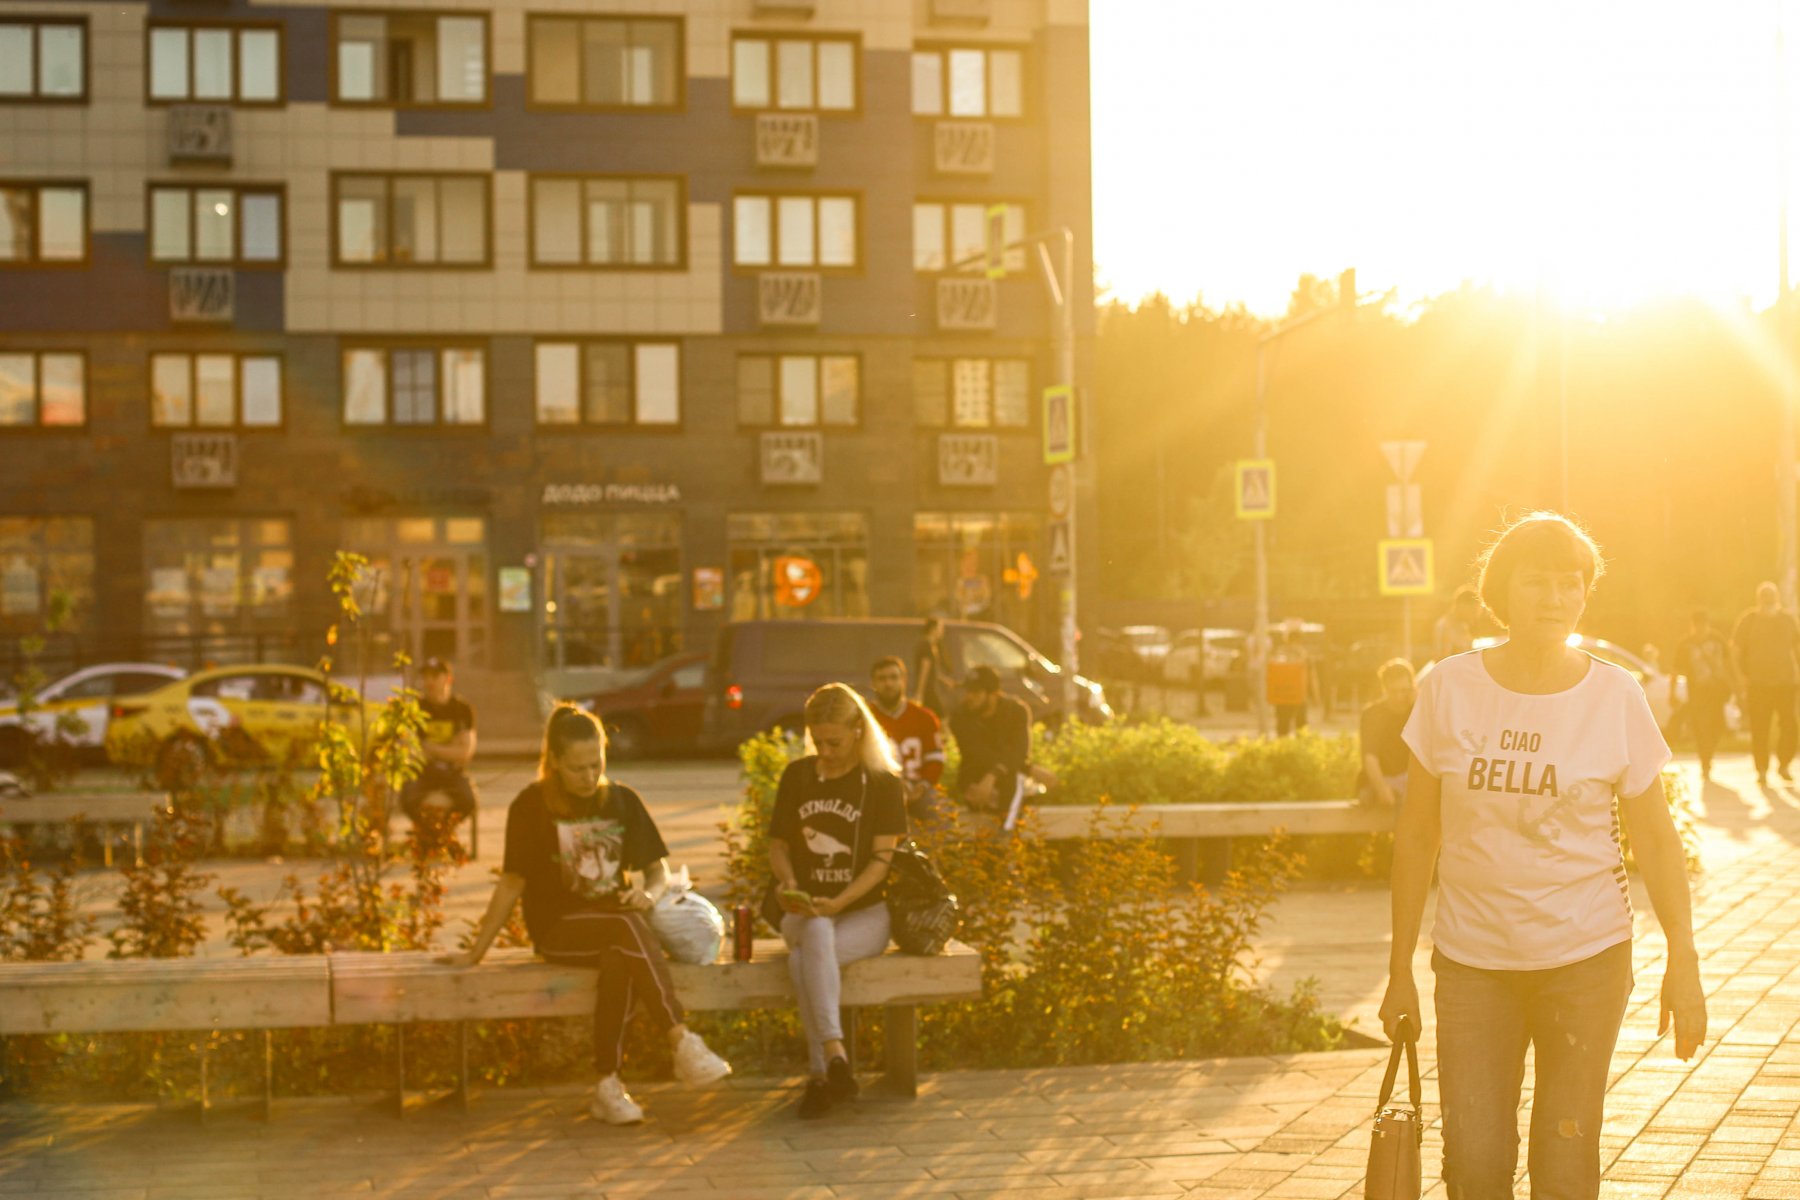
[1467,729,1559,796]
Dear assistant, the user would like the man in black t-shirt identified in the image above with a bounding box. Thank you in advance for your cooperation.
[401,657,479,823]
[951,665,1033,811]
[1732,582,1800,783]
[1357,658,1415,808]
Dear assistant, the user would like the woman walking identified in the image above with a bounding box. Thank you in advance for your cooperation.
[769,683,908,1117]
[440,705,731,1125]
[1381,512,1706,1199]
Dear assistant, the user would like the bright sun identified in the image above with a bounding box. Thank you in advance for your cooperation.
[1092,0,1798,316]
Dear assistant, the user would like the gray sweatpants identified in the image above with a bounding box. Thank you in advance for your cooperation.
[781,904,892,1074]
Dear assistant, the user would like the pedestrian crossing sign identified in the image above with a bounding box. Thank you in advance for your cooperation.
[1235,459,1275,519]
[1378,539,1434,596]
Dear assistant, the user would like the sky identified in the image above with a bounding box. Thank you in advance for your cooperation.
[1090,0,1800,316]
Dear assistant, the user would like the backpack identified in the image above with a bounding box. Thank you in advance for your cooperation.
[880,839,960,956]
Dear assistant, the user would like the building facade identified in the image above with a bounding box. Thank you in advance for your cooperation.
[0,0,1094,699]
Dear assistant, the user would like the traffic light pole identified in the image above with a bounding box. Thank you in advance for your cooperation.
[1036,229,1081,716]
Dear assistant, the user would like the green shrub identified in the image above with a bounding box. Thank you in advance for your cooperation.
[1030,719,1358,807]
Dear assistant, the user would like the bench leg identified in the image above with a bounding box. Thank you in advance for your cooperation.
[1200,838,1232,889]
[1171,838,1200,883]
[198,1036,210,1125]
[393,1026,407,1118]
[882,1005,918,1098]
[101,822,113,869]
[261,1031,274,1122]
[133,820,144,868]
[455,1021,471,1113]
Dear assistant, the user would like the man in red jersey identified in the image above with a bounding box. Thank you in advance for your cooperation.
[869,656,945,819]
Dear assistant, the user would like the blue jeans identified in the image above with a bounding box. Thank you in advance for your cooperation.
[1434,941,1633,1200]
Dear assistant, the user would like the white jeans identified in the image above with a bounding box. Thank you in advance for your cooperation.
[781,904,892,1074]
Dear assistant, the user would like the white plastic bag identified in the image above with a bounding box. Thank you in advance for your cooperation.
[648,865,725,965]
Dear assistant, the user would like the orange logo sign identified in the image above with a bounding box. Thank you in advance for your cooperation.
[773,556,823,607]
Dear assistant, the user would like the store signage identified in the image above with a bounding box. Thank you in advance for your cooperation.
[168,105,232,164]
[171,432,238,489]
[342,485,492,511]
[759,272,822,326]
[936,277,996,330]
[761,431,823,485]
[170,268,234,323]
[756,113,819,169]
[774,556,823,607]
[498,567,531,613]
[938,433,998,487]
[540,482,683,506]
[934,122,994,175]
[931,0,991,21]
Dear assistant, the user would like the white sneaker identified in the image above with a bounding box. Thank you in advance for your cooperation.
[672,1031,733,1086]
[590,1074,644,1125]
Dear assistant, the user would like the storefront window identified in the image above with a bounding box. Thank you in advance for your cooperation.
[914,512,1042,641]
[341,515,489,668]
[728,512,868,621]
[0,516,93,634]
[142,518,292,643]
[540,511,683,669]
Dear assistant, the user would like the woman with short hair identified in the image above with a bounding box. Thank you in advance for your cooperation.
[1381,512,1707,1199]
[768,682,909,1118]
[440,704,731,1125]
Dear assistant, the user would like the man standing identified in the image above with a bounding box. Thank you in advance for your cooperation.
[868,656,945,819]
[401,657,479,825]
[1731,582,1800,785]
[1674,608,1732,783]
[950,666,1032,812]
[1433,586,1482,661]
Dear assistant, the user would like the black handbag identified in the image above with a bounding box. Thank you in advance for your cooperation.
[1365,1017,1423,1200]
[880,839,960,955]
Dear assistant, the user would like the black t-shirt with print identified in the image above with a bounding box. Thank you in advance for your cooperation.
[770,758,908,911]
[502,780,668,946]
[420,695,475,766]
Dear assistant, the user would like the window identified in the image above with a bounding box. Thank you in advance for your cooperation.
[912,44,1023,118]
[731,33,856,113]
[332,11,487,106]
[535,341,680,426]
[529,176,683,268]
[0,17,85,101]
[732,193,858,269]
[913,200,1024,272]
[343,345,486,425]
[0,182,86,264]
[727,512,869,621]
[0,517,94,632]
[528,15,680,109]
[149,185,283,266]
[332,173,490,267]
[0,351,83,427]
[915,358,1030,428]
[143,518,292,638]
[148,24,281,104]
[737,354,859,427]
[151,353,281,428]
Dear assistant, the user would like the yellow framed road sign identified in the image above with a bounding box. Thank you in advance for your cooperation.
[1235,459,1275,519]
[1378,538,1434,596]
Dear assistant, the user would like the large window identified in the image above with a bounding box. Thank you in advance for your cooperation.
[0,517,94,633]
[150,185,283,266]
[915,358,1031,429]
[333,173,489,267]
[0,18,85,102]
[343,345,485,426]
[914,512,1041,637]
[0,351,83,427]
[912,44,1023,118]
[731,33,856,113]
[737,354,858,428]
[148,24,282,104]
[331,11,487,107]
[728,512,868,621]
[527,15,680,109]
[529,176,683,268]
[535,341,680,426]
[143,518,292,639]
[732,193,858,269]
[912,200,1024,273]
[151,353,281,429]
[0,182,86,265]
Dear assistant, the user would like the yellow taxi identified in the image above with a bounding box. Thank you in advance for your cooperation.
[105,664,386,779]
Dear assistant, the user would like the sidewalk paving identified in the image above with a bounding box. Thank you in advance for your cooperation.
[5,751,1800,1199]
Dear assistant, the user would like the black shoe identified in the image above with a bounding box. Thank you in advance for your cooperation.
[798,1077,835,1119]
[826,1055,859,1103]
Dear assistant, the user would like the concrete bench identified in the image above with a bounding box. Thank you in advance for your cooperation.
[0,790,171,866]
[0,940,982,1117]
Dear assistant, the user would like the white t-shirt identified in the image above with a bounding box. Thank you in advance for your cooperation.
[1403,650,1670,971]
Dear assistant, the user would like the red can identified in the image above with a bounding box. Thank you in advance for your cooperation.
[733,904,754,962]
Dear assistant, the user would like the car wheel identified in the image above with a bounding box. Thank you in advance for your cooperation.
[155,734,209,790]
[604,716,649,760]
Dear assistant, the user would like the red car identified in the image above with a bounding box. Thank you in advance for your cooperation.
[578,653,707,758]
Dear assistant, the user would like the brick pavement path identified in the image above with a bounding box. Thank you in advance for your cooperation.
[5,761,1800,1199]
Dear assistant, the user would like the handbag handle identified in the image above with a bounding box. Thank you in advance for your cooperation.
[1376,1015,1422,1114]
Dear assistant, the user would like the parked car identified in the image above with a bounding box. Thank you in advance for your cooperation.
[1469,634,1733,732]
[572,652,707,759]
[699,618,1111,752]
[1163,628,1246,688]
[0,662,187,765]
[105,664,385,780]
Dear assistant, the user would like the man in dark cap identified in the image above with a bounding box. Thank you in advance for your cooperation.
[400,656,479,825]
[950,665,1032,811]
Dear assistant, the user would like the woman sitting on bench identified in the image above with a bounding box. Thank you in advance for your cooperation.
[439,704,731,1125]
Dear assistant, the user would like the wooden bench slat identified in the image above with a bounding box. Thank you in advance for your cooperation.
[0,957,332,1035]
[0,792,169,824]
[1033,799,1395,840]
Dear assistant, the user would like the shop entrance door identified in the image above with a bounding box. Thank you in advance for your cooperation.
[389,549,487,668]
[541,544,682,671]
